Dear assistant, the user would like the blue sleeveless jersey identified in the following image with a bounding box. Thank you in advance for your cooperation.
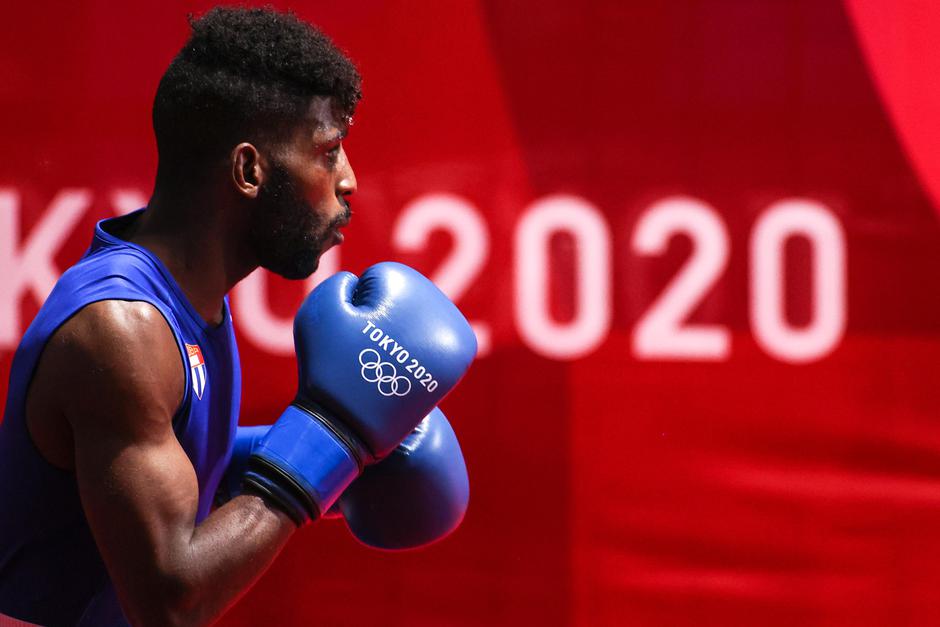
[0,211,241,626]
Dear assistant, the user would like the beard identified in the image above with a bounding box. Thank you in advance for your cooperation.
[249,161,349,280]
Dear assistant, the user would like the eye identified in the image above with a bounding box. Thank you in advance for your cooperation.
[324,144,341,167]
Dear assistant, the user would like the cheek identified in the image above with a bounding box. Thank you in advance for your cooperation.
[299,172,335,203]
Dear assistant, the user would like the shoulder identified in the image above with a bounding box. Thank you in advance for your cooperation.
[53,240,173,311]
[51,300,178,364]
[43,300,185,435]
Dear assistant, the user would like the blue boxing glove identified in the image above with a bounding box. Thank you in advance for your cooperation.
[243,262,476,525]
[220,407,469,548]
[329,407,468,549]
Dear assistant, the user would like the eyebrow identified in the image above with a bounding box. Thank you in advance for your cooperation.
[315,130,347,148]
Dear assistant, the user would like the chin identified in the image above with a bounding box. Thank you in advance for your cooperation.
[262,249,321,280]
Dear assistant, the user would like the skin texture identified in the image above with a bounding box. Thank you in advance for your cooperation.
[24,96,357,626]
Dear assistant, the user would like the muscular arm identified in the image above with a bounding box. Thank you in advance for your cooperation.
[30,300,294,627]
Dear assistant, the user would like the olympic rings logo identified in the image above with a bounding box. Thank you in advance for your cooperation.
[358,348,412,397]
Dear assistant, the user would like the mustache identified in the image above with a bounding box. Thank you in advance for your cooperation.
[332,198,352,227]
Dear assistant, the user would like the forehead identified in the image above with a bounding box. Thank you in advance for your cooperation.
[304,96,350,141]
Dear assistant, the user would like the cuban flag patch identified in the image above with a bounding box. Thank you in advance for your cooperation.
[186,343,207,400]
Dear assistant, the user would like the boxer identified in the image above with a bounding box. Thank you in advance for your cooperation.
[0,7,475,626]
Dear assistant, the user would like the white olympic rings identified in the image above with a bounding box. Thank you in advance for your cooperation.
[358,348,412,397]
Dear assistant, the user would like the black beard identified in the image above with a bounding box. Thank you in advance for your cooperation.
[249,162,340,280]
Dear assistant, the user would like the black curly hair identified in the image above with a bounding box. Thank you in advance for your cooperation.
[152,6,361,182]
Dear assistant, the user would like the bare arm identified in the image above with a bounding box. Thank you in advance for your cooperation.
[33,300,294,627]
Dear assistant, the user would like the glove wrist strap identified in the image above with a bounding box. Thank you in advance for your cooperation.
[244,404,360,524]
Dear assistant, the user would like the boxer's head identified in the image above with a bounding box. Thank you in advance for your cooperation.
[151,7,360,278]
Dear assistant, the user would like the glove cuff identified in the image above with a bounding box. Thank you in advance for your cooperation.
[244,404,361,525]
[242,470,310,527]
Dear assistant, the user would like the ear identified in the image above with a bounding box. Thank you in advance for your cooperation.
[231,143,264,199]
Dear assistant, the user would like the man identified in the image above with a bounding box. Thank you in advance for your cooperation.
[0,7,475,627]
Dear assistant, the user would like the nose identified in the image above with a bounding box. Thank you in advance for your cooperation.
[337,145,357,197]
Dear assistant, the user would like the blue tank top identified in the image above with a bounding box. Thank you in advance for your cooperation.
[0,210,241,626]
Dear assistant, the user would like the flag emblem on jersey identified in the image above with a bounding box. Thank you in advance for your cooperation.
[186,343,207,400]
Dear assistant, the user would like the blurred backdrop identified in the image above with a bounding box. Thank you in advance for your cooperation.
[3,1,940,625]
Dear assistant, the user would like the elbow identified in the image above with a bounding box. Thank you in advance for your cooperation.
[121,576,206,627]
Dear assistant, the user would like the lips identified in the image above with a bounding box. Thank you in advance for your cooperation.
[332,213,350,244]
[329,204,351,246]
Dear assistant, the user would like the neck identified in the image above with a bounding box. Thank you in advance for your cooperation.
[131,187,256,325]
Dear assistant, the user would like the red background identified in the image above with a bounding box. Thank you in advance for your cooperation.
[4,1,940,625]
